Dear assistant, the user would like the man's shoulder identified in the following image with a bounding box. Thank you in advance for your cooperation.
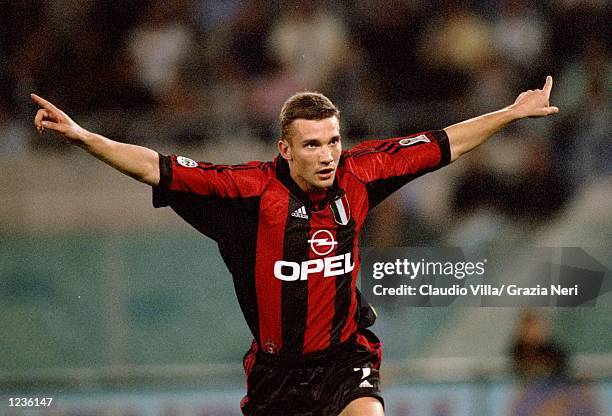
[209,159,274,171]
[236,159,276,188]
[338,142,381,174]
[340,137,403,165]
[340,145,377,163]
[205,159,276,198]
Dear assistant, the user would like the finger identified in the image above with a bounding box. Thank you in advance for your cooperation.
[30,93,60,112]
[516,91,528,101]
[34,109,48,126]
[41,120,63,132]
[546,106,559,115]
[535,106,559,117]
[34,109,51,133]
[543,76,553,96]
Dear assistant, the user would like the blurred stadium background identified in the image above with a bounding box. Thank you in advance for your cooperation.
[1,1,610,415]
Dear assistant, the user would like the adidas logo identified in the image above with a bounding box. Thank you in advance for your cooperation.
[291,206,309,219]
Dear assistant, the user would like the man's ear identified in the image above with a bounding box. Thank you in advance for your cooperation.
[278,138,292,160]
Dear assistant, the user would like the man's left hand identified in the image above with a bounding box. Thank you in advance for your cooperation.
[509,76,560,119]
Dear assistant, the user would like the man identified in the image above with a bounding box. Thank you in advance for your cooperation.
[31,77,558,415]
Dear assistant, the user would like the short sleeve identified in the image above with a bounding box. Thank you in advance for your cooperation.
[343,130,450,209]
[152,154,270,241]
[153,155,269,206]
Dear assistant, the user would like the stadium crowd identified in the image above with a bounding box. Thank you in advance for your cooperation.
[1,0,610,244]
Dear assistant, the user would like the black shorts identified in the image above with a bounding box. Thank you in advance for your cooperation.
[240,329,383,416]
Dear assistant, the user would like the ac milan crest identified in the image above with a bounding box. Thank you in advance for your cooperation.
[330,194,351,226]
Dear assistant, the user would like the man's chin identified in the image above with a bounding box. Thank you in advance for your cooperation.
[317,176,335,189]
[320,184,334,190]
[307,178,335,191]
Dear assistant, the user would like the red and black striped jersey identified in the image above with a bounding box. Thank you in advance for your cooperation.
[153,130,450,355]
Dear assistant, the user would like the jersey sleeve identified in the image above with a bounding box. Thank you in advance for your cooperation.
[152,155,270,241]
[344,129,451,209]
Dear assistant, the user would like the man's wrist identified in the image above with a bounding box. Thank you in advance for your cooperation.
[77,128,99,149]
[503,104,525,122]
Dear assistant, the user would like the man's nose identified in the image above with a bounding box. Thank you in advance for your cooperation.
[320,146,333,164]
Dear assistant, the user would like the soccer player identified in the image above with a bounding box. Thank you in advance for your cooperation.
[31,77,558,416]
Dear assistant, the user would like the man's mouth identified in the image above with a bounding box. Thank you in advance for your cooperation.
[316,168,335,179]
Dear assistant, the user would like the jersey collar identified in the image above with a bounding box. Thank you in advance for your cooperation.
[274,155,343,211]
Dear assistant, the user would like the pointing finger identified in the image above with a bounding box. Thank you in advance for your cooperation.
[30,93,60,112]
[543,76,553,96]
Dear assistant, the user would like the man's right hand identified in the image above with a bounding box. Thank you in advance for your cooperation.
[31,93,160,186]
[32,94,87,143]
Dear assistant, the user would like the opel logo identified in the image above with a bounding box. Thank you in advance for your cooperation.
[308,230,337,256]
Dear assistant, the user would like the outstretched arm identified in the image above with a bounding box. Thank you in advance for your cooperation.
[444,76,559,162]
[31,94,160,186]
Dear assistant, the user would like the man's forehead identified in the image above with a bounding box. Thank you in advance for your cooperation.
[289,116,340,140]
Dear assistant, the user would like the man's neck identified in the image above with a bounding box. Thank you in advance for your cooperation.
[308,188,327,208]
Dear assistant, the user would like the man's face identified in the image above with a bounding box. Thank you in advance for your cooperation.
[278,116,342,193]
